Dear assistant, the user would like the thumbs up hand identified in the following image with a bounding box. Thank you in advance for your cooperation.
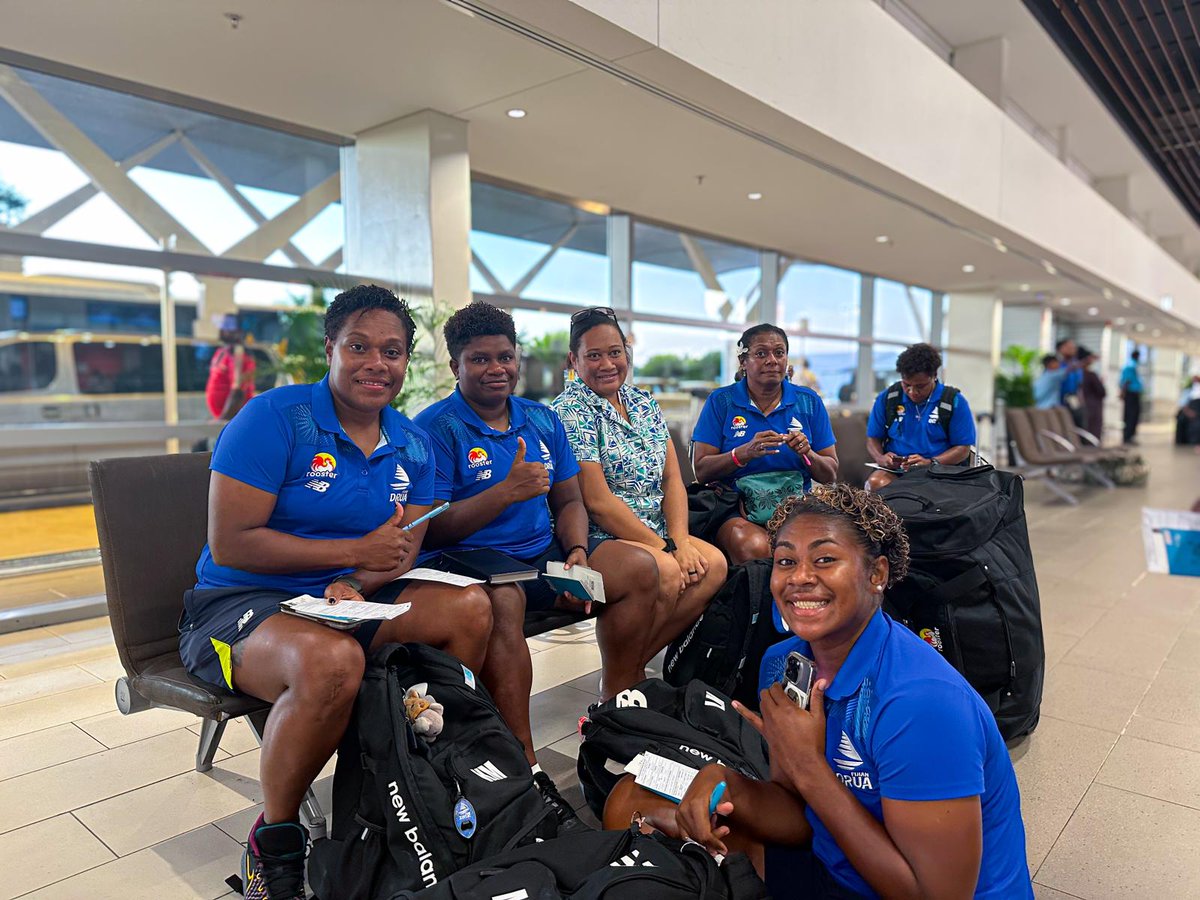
[504,436,551,502]
[356,502,416,571]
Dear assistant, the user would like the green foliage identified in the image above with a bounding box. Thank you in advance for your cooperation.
[277,286,329,385]
[0,180,27,227]
[1001,344,1040,377]
[639,350,721,382]
[523,330,570,366]
[995,343,1038,408]
[394,301,453,416]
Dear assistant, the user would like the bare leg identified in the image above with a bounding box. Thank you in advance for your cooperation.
[370,582,493,672]
[716,517,771,565]
[864,470,898,493]
[479,583,538,765]
[587,540,660,699]
[626,539,727,662]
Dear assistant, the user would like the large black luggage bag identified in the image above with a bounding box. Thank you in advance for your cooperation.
[879,463,1044,741]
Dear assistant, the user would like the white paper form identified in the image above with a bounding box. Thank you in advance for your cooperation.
[625,751,701,803]
[281,595,413,624]
[394,567,485,588]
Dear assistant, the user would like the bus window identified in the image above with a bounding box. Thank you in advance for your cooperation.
[177,343,215,393]
[73,343,164,394]
[0,342,56,392]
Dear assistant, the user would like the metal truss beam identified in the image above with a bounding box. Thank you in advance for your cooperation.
[220,173,339,263]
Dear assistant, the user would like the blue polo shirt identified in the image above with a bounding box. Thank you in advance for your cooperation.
[867,382,975,459]
[691,380,834,492]
[1120,362,1143,393]
[1060,360,1082,400]
[759,610,1031,899]
[414,387,580,559]
[194,377,435,596]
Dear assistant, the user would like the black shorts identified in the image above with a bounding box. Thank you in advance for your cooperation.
[429,535,608,612]
[765,844,870,899]
[178,583,411,690]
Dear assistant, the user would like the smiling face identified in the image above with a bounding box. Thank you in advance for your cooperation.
[741,333,788,390]
[451,334,520,407]
[570,323,628,399]
[770,514,888,651]
[324,308,410,416]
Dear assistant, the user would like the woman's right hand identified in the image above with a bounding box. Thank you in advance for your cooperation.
[675,764,735,857]
[737,430,785,462]
[356,503,414,571]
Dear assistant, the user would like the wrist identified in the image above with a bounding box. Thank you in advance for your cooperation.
[730,447,744,467]
[332,573,364,593]
[565,543,587,558]
[662,536,678,554]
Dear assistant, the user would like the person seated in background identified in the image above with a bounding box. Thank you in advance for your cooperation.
[181,285,494,900]
[551,307,725,654]
[1177,374,1200,446]
[206,314,258,421]
[865,343,975,492]
[675,486,1033,898]
[1033,354,1066,409]
[691,324,838,564]
[415,301,679,829]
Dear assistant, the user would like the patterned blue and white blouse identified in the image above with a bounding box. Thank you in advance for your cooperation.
[551,378,671,540]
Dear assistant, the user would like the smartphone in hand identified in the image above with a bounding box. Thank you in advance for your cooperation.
[783,651,817,709]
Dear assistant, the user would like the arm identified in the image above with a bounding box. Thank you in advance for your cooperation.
[675,763,813,855]
[933,445,971,466]
[548,474,590,555]
[781,428,837,484]
[692,432,784,484]
[349,502,432,595]
[867,436,902,469]
[576,461,665,547]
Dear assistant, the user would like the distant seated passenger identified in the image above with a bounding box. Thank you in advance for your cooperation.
[691,324,838,563]
[180,285,493,900]
[865,343,975,492]
[1033,355,1067,409]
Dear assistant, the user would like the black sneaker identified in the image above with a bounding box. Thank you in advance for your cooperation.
[533,770,590,834]
[239,813,308,900]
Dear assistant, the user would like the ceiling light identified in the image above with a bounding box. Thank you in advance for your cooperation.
[992,238,1008,253]
[1102,288,1113,300]
[506,108,527,119]
[1160,295,1174,310]
[962,264,976,273]
[1042,260,1057,275]
[1121,298,1132,308]
[747,192,763,201]
[1059,297,1071,306]
[1019,283,1030,292]
[875,235,890,243]
[1115,317,1126,325]
[1153,328,1162,336]
[1087,307,1099,316]
[1136,323,1146,331]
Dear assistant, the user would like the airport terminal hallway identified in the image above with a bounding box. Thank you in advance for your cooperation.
[0,429,1198,898]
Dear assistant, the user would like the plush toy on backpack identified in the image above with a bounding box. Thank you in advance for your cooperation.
[403,683,444,741]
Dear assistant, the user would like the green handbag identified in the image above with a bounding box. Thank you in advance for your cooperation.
[736,470,810,526]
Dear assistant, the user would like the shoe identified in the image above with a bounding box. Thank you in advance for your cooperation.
[239,813,308,899]
[533,770,590,834]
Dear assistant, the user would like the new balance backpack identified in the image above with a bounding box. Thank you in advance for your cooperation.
[388,826,768,900]
[308,643,557,900]
[576,678,770,819]
[879,463,1045,740]
[662,560,780,710]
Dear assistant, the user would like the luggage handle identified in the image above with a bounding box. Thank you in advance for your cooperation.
[880,491,933,510]
[925,564,991,606]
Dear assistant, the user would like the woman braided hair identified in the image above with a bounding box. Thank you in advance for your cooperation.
[766,482,910,588]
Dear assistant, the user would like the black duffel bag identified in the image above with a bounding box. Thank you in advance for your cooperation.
[389,827,768,900]
[308,643,557,899]
[686,481,741,543]
[576,678,770,819]
[879,462,1045,741]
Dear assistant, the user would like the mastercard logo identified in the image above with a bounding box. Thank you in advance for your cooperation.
[310,452,337,473]
[467,447,490,467]
[731,416,747,428]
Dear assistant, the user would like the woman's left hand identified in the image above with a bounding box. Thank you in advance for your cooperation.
[736,681,828,793]
[783,430,811,458]
[672,538,707,588]
[323,579,365,605]
[554,546,593,614]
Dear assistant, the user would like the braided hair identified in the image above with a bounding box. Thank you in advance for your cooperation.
[766,483,910,587]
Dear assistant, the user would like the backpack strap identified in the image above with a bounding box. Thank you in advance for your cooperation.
[935,385,960,443]
[881,382,904,451]
[727,561,771,694]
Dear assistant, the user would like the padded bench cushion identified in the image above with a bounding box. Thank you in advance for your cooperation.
[522,608,589,638]
[132,654,269,721]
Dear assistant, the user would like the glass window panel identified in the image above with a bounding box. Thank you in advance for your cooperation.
[0,341,56,392]
[42,193,160,251]
[290,202,344,265]
[872,345,905,398]
[511,308,571,401]
[632,222,759,323]
[629,320,736,390]
[778,261,861,337]
[793,337,859,406]
[0,140,90,224]
[128,166,257,254]
[873,279,930,346]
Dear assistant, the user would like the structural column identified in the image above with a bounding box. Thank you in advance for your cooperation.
[944,293,1002,458]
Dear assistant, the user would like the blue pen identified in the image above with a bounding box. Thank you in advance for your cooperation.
[402,501,451,532]
[708,781,727,815]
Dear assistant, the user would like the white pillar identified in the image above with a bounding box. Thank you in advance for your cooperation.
[944,293,1002,457]
[194,278,238,341]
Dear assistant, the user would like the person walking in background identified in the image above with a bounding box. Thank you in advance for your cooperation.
[206,314,257,421]
[1120,349,1144,446]
[1033,355,1066,409]
[1079,348,1106,442]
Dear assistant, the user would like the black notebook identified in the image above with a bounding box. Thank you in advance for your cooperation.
[440,548,539,584]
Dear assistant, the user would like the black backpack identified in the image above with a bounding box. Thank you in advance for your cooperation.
[881,382,960,451]
[663,560,780,710]
[879,463,1045,741]
[387,827,768,900]
[577,679,770,819]
[308,643,557,900]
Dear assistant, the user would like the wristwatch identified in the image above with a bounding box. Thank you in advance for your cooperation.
[662,537,678,554]
[332,574,364,592]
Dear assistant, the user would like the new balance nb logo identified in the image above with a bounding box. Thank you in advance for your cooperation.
[305,479,331,493]
[615,689,648,708]
[610,848,655,868]
[703,691,726,711]
[470,760,507,782]
[490,891,530,900]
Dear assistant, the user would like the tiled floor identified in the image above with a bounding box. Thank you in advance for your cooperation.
[1,430,1198,898]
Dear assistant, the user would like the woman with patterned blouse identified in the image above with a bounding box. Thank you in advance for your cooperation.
[552,307,726,639]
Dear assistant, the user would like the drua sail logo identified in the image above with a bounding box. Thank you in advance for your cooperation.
[833,731,875,791]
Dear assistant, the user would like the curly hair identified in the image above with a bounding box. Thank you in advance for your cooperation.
[736,323,789,358]
[443,301,517,359]
[895,342,942,378]
[766,483,910,587]
[325,284,416,353]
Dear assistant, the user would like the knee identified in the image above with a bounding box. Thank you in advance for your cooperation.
[456,584,495,639]
[865,471,891,493]
[289,634,365,708]
[657,556,683,603]
[704,547,728,586]
[728,521,770,561]
[486,584,526,628]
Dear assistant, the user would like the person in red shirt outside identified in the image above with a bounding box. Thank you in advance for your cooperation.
[206,317,257,420]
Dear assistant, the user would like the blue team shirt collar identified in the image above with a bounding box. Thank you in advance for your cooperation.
[449,384,527,434]
[310,375,408,451]
[788,607,889,701]
[731,378,801,413]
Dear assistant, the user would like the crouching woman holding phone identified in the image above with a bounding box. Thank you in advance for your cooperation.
[673,485,1032,898]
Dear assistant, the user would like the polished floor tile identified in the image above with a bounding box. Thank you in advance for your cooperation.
[77,706,200,749]
[0,722,105,782]
[0,813,115,900]
[0,681,115,742]
[1122,711,1200,753]
[0,665,100,708]
[1095,735,1200,812]
[528,683,592,750]
[1038,663,1149,733]
[1136,666,1200,728]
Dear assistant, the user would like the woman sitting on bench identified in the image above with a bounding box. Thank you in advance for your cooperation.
[610,485,1032,898]
[180,285,494,900]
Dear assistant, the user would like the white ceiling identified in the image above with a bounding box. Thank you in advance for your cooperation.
[0,0,1193,342]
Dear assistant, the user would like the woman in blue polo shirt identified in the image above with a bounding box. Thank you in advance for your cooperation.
[180,285,493,900]
[675,484,1033,899]
[692,324,838,563]
[865,343,975,492]
[416,301,669,833]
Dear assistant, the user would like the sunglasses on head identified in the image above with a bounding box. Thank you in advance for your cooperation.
[570,306,618,325]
